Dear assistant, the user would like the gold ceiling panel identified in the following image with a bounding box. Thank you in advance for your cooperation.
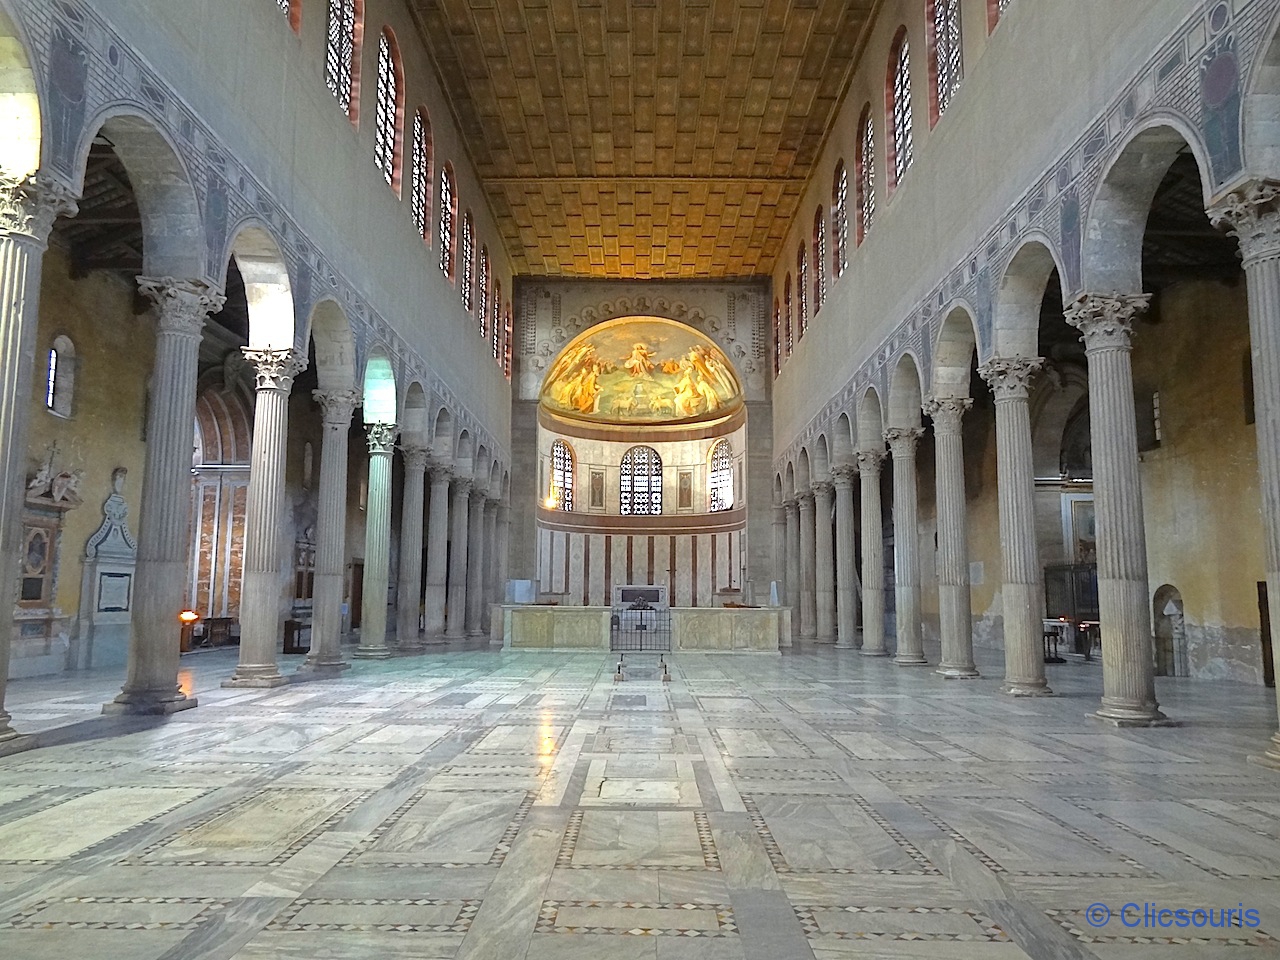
[407,0,876,279]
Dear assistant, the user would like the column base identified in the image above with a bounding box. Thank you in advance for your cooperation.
[396,640,425,652]
[815,635,837,644]
[834,640,856,650]
[352,646,392,660]
[1247,733,1280,771]
[103,691,199,715]
[1094,703,1177,727]
[296,660,351,677]
[420,635,448,646]
[938,665,980,679]
[894,654,929,666]
[860,648,890,657]
[1003,679,1054,697]
[0,732,36,757]
[222,669,288,689]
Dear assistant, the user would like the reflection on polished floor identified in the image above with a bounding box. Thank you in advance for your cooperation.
[1,644,1279,959]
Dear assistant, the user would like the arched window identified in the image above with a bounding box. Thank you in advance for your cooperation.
[709,440,734,512]
[410,109,433,241]
[812,207,827,313]
[550,439,574,511]
[503,302,513,378]
[887,29,914,188]
[45,335,74,418]
[325,0,363,121]
[460,210,475,311]
[832,162,849,279]
[477,246,490,338]
[374,28,404,192]
[620,446,663,516]
[439,163,456,279]
[930,0,963,123]
[772,299,781,376]
[276,0,301,32]
[796,246,808,337]
[856,105,876,243]
[989,0,1014,32]
[491,278,502,359]
[784,274,793,356]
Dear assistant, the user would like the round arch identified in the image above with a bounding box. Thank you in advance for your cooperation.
[932,305,980,399]
[362,348,396,425]
[857,386,886,452]
[993,237,1069,359]
[307,297,356,392]
[887,353,924,428]
[226,223,295,349]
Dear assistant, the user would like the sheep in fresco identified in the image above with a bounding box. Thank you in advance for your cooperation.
[613,395,638,416]
[649,396,675,415]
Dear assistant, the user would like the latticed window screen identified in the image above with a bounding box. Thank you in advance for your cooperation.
[709,440,734,513]
[833,163,848,277]
[784,275,793,356]
[411,110,431,239]
[796,246,808,336]
[620,446,663,516]
[492,280,502,359]
[477,248,489,338]
[550,440,574,511]
[999,0,1013,12]
[374,32,398,185]
[503,304,513,378]
[460,212,474,311]
[934,0,963,117]
[858,112,876,240]
[892,39,914,183]
[325,0,356,114]
[439,166,455,277]
[773,301,781,376]
[813,210,826,312]
[276,0,290,15]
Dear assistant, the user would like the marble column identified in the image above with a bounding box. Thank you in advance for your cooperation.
[395,444,429,650]
[354,423,397,659]
[784,499,801,613]
[225,348,306,687]
[465,488,487,635]
[482,498,499,634]
[772,502,787,604]
[979,357,1052,696]
[423,463,452,639]
[813,481,837,642]
[926,397,979,678]
[1211,181,1280,766]
[494,500,511,617]
[857,451,889,656]
[0,176,75,749]
[885,428,927,665]
[446,478,472,638]
[301,388,360,674]
[1065,294,1167,725]
[798,491,818,639]
[832,465,860,649]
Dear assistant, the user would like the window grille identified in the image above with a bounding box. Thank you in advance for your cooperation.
[439,165,456,278]
[460,211,474,311]
[492,279,502,359]
[45,336,74,417]
[784,275,793,356]
[410,110,432,240]
[477,247,489,338]
[709,440,734,512]
[45,349,58,410]
[813,208,827,312]
[325,0,357,115]
[832,163,849,277]
[934,0,963,118]
[503,304,513,378]
[620,446,663,516]
[858,110,876,241]
[550,440,574,511]
[891,37,914,184]
[773,300,782,376]
[796,246,808,337]
[373,31,400,186]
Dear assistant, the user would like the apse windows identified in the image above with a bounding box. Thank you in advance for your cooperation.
[620,446,663,516]
[45,336,74,418]
[856,106,876,242]
[439,163,456,279]
[410,109,432,241]
[832,163,849,279]
[477,246,490,338]
[796,246,808,337]
[812,208,827,313]
[889,30,914,187]
[373,29,403,191]
[931,0,963,122]
[709,440,734,512]
[325,0,362,120]
[460,210,474,312]
[550,439,574,511]
[784,275,793,356]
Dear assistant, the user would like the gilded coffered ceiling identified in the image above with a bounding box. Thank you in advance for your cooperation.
[406,0,878,279]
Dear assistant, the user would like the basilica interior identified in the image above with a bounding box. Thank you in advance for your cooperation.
[1,0,1280,958]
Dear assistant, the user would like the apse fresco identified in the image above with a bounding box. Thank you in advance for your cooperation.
[540,317,743,424]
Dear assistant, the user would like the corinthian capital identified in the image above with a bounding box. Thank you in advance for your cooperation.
[978,356,1043,401]
[1064,293,1150,352]
[400,444,430,472]
[831,463,858,488]
[139,277,226,337]
[242,347,306,392]
[923,396,972,435]
[366,421,398,454]
[854,449,883,476]
[883,426,924,458]
[1207,179,1280,264]
[0,173,78,245]
[313,388,362,426]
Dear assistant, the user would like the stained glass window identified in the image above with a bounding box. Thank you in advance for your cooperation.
[832,162,849,277]
[709,440,734,512]
[933,0,963,119]
[784,275,793,356]
[325,0,359,117]
[812,208,827,313]
[620,446,663,516]
[550,440,574,511]
[477,247,489,338]
[857,108,876,242]
[374,30,401,188]
[439,164,456,278]
[796,246,808,337]
[410,109,432,240]
[460,211,474,312]
[891,34,914,185]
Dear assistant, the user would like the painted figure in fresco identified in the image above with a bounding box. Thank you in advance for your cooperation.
[623,342,657,378]
[687,344,734,397]
[694,375,721,412]
[673,366,702,418]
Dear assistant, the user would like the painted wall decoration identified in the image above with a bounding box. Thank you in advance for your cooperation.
[539,316,744,425]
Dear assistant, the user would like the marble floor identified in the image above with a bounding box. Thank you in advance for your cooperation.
[1,642,1279,959]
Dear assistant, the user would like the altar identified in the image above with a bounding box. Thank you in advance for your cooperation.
[491,603,789,653]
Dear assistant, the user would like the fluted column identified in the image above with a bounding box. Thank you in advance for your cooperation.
[353,423,397,659]
[465,488,487,635]
[813,481,837,642]
[423,463,452,639]
[772,502,787,604]
[832,466,860,648]
[797,492,818,639]
[857,451,888,656]
[395,445,429,650]
[108,279,227,713]
[1212,181,1280,766]
[482,498,499,634]
[979,357,1051,696]
[0,177,75,747]
[494,500,511,619]
[784,499,800,612]
[1065,295,1167,725]
[446,479,472,638]
[926,397,979,678]
[301,388,360,674]
[885,428,927,665]
[225,348,307,687]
